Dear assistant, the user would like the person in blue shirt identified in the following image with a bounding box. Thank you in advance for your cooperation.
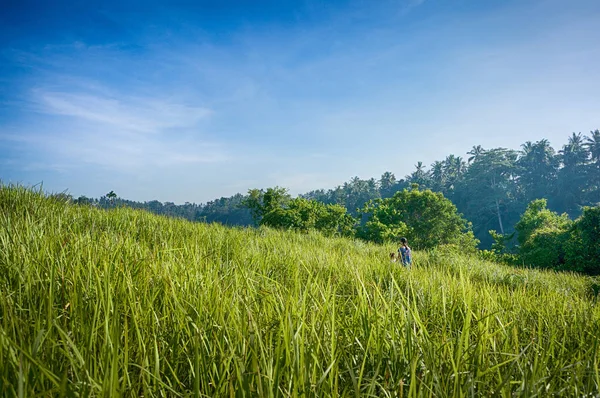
[398,237,412,267]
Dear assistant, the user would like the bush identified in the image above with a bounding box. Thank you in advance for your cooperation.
[520,226,570,269]
[565,206,600,275]
[515,199,572,269]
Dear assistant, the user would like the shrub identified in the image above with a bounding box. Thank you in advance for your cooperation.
[515,199,572,268]
[565,206,600,275]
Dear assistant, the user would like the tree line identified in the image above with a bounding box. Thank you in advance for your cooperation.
[66,130,600,273]
[302,130,600,248]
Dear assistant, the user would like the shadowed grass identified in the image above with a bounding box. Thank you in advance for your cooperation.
[0,185,599,396]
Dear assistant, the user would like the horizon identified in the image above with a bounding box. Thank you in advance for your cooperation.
[2,0,600,204]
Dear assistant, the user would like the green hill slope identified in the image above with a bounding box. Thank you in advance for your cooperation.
[1,186,599,396]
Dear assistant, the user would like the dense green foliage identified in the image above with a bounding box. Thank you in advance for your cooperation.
[514,199,572,268]
[508,200,600,275]
[565,206,600,275]
[48,130,600,274]
[73,130,600,253]
[1,186,599,396]
[242,187,356,237]
[357,186,478,250]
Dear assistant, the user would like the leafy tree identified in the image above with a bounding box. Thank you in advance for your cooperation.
[407,162,430,188]
[467,145,486,164]
[489,230,516,255]
[378,172,397,198]
[443,155,467,194]
[585,130,600,204]
[517,139,559,204]
[196,194,253,226]
[242,187,291,225]
[514,199,572,268]
[586,130,600,164]
[565,205,600,275]
[75,195,92,205]
[261,197,356,237]
[429,161,445,193]
[357,186,478,249]
[454,149,521,246]
[556,133,590,214]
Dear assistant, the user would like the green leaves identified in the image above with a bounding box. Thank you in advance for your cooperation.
[357,186,478,249]
[243,190,357,237]
[565,206,600,274]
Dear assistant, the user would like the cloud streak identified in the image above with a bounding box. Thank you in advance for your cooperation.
[35,89,212,133]
[3,85,228,172]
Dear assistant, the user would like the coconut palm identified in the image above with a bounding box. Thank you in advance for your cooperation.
[560,133,588,168]
[429,160,445,191]
[467,145,486,163]
[585,129,600,165]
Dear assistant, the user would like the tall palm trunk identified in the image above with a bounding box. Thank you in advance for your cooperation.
[495,199,504,235]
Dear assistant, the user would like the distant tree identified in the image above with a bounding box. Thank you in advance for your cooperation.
[556,133,590,214]
[488,230,516,255]
[242,187,291,225]
[337,176,381,215]
[585,130,600,204]
[75,195,92,205]
[357,186,478,249]
[196,194,253,226]
[106,191,117,200]
[443,155,466,194]
[379,172,397,198]
[454,148,521,241]
[517,139,559,204]
[408,161,430,188]
[514,199,572,269]
[429,160,445,193]
[261,197,356,237]
[586,129,600,165]
[565,205,600,275]
[467,145,486,164]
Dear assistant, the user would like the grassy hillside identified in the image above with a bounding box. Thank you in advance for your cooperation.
[1,186,599,397]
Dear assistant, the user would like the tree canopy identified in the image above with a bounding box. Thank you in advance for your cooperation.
[357,186,478,250]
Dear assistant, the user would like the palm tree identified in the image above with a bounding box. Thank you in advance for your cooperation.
[585,129,600,203]
[379,171,396,192]
[586,129,600,165]
[428,161,445,192]
[560,132,588,168]
[556,133,590,214]
[454,156,466,176]
[415,161,425,173]
[467,145,486,163]
[409,162,428,187]
[520,141,534,157]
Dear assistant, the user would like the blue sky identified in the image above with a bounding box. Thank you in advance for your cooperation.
[1,0,599,203]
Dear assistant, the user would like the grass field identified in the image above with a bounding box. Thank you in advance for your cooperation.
[1,185,599,397]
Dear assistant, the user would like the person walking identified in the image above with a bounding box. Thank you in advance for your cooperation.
[398,237,412,268]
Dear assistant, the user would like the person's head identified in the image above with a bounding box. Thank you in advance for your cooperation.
[400,237,407,246]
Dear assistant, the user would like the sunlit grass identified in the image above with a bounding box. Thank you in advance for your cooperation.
[1,185,599,396]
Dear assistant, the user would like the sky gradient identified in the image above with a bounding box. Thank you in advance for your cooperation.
[1,0,599,203]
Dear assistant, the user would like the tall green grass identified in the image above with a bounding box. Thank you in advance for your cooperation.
[1,185,599,397]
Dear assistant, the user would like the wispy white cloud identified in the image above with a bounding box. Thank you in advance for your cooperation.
[7,86,229,171]
[14,127,229,171]
[34,90,212,133]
